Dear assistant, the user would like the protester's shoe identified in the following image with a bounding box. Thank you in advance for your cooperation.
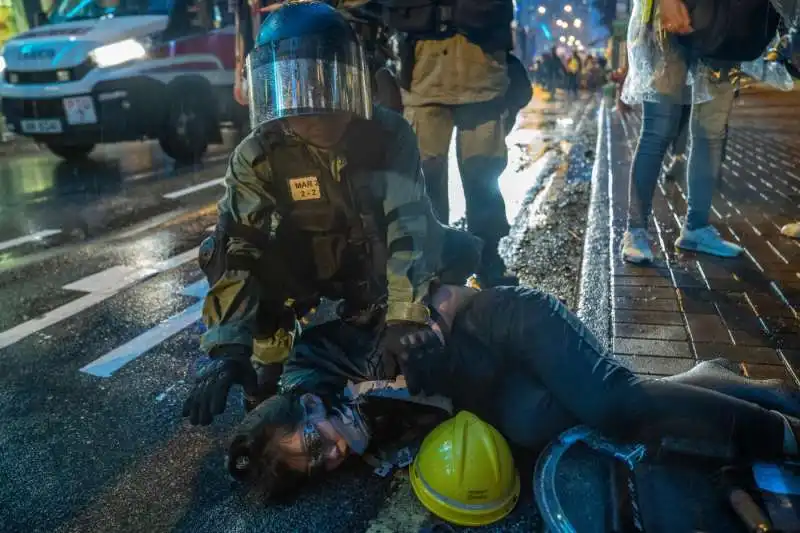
[662,154,686,182]
[243,362,283,412]
[675,225,743,258]
[621,228,654,264]
[781,222,800,239]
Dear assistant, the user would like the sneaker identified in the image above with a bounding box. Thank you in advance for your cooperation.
[781,222,800,239]
[675,225,743,257]
[621,229,654,264]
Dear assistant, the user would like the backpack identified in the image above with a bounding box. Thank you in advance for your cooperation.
[676,0,781,62]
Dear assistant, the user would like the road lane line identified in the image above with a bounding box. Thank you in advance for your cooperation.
[0,229,61,252]
[80,280,208,377]
[0,246,200,351]
[163,178,225,199]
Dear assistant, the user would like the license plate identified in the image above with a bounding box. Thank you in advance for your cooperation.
[63,96,98,125]
[20,119,63,134]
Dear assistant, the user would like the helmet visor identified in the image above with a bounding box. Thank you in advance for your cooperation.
[246,34,372,128]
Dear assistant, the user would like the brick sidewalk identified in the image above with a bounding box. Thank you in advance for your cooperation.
[605,89,800,383]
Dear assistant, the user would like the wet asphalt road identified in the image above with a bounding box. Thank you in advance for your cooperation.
[0,100,599,533]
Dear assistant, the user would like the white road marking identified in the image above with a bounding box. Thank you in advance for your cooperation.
[64,265,160,293]
[80,280,209,377]
[0,229,61,252]
[163,178,225,199]
[0,246,200,351]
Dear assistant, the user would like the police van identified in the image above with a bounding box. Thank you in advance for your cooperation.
[0,0,245,163]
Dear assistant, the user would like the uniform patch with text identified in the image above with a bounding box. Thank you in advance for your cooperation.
[289,176,322,201]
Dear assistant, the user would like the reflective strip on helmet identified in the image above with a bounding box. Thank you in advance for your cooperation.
[414,467,514,512]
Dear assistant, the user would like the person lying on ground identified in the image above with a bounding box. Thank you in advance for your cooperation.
[225,282,800,500]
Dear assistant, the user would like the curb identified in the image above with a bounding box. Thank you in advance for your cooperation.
[576,97,612,350]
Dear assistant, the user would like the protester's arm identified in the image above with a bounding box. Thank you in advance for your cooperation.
[382,115,436,324]
[200,137,278,355]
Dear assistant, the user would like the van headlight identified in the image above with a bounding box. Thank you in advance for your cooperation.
[90,39,147,68]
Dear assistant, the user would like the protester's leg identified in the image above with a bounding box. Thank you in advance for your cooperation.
[621,101,684,263]
[626,101,684,230]
[675,82,742,257]
[454,100,513,285]
[684,82,735,231]
[672,103,691,156]
[663,103,691,182]
[505,288,794,460]
[403,105,454,224]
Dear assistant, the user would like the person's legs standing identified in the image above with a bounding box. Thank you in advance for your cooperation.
[403,104,455,224]
[622,101,684,263]
[454,100,514,285]
[675,81,742,257]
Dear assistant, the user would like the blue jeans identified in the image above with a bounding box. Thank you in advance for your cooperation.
[627,87,735,231]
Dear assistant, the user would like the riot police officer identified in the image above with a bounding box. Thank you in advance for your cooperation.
[382,0,526,286]
[182,0,479,426]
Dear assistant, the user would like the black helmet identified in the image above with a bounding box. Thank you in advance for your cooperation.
[246,1,372,129]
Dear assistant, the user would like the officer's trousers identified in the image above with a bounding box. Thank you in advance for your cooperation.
[404,99,510,278]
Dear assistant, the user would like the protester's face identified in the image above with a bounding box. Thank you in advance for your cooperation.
[276,417,350,474]
[285,113,352,148]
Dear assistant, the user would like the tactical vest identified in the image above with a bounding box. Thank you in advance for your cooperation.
[201,118,392,312]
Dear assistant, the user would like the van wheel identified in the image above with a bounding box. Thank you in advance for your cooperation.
[46,142,95,161]
[160,88,211,164]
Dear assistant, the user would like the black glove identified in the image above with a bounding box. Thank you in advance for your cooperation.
[182,346,258,426]
[381,322,446,395]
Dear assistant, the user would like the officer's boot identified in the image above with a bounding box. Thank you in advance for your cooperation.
[243,361,284,412]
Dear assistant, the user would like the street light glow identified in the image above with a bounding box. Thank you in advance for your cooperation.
[564,4,572,12]
[559,36,566,43]
[537,5,546,14]
[574,18,582,27]
[556,19,564,26]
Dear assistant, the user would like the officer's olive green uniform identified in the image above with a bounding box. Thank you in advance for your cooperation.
[402,34,512,279]
[200,106,464,366]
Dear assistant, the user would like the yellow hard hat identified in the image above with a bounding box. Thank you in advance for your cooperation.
[410,411,520,527]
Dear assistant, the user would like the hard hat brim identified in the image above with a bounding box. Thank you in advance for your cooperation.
[410,460,521,527]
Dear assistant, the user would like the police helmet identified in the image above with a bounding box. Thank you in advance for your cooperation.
[246,0,373,129]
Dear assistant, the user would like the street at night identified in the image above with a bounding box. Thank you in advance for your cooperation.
[2,0,800,527]
[0,86,797,532]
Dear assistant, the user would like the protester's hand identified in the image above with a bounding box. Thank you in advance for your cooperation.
[660,0,693,35]
[183,348,258,426]
[380,322,447,395]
